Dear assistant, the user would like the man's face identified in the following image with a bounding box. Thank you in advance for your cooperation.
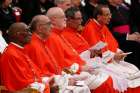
[16,25,32,45]
[38,17,52,38]
[98,7,112,25]
[40,22,51,37]
[71,0,81,7]
[61,0,72,11]
[4,0,12,7]
[54,10,67,29]
[68,11,82,29]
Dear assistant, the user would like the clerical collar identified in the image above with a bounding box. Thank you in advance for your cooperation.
[11,42,24,49]
[93,19,101,26]
[33,33,41,40]
[52,27,64,34]
[92,19,104,31]
[66,27,75,31]
[66,27,80,33]
[33,33,45,42]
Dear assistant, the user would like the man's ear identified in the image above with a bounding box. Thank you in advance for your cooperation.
[38,25,42,30]
[49,17,55,25]
[36,25,42,33]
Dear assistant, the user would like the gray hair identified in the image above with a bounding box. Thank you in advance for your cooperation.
[65,7,80,19]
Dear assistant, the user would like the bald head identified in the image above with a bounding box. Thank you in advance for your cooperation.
[46,7,66,29]
[30,15,50,31]
[30,15,52,39]
[8,22,28,37]
[46,7,64,18]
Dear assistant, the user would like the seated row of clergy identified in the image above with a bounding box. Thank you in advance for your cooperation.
[0,19,91,93]
[0,9,105,93]
[63,5,140,92]
[0,5,140,93]
[0,7,112,93]
[51,6,140,93]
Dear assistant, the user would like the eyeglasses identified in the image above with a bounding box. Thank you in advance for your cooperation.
[39,22,52,27]
[74,17,82,20]
[16,28,31,35]
[69,17,82,21]
[54,15,66,19]
[102,13,112,17]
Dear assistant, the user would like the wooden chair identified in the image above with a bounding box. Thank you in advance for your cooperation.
[0,85,7,93]
[0,85,39,93]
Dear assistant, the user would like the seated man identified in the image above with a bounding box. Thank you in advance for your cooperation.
[62,7,102,60]
[25,15,91,93]
[62,7,90,54]
[24,15,61,76]
[0,22,50,93]
[107,0,140,68]
[45,7,118,93]
[61,7,104,75]
[82,4,140,93]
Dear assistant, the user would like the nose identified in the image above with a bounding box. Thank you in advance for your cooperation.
[108,14,112,20]
[109,15,112,18]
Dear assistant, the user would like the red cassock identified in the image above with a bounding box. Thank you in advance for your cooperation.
[45,28,118,93]
[82,19,118,53]
[82,19,140,93]
[0,43,46,92]
[62,27,119,93]
[45,28,85,70]
[24,33,61,76]
[62,27,89,54]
